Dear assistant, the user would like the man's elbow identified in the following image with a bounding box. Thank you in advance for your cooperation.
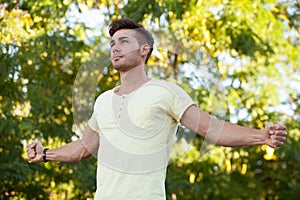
[198,131,237,147]
[70,147,92,162]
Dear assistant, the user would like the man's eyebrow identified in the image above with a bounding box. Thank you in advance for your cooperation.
[110,36,130,45]
[118,36,129,40]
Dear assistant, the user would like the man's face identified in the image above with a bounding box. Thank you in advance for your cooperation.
[110,29,142,71]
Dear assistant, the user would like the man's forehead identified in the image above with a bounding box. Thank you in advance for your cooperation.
[111,29,136,40]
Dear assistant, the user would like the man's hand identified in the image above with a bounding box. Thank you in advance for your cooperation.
[265,123,287,148]
[26,140,44,162]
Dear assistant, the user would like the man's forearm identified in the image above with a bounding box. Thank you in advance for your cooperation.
[46,140,92,162]
[219,122,265,147]
[206,117,265,147]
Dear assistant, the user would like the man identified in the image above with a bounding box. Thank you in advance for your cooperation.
[27,18,287,200]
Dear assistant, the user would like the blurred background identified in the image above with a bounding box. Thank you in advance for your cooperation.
[0,0,299,199]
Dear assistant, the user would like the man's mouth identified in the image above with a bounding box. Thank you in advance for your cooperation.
[113,55,123,61]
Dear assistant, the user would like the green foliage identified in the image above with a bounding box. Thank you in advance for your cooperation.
[1,0,299,199]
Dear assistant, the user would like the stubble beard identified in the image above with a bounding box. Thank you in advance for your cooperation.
[112,49,141,72]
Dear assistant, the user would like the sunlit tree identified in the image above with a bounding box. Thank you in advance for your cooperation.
[1,0,299,199]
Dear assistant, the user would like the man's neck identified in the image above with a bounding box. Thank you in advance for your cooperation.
[117,65,150,94]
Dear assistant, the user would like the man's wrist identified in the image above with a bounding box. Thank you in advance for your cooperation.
[42,148,49,162]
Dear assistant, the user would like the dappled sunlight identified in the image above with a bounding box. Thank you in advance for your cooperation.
[1,0,299,199]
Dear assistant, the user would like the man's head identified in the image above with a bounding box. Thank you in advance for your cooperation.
[109,18,154,64]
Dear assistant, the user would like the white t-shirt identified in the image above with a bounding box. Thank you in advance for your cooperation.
[88,79,195,200]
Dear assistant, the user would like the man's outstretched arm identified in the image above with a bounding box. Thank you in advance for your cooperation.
[180,105,287,148]
[26,125,99,163]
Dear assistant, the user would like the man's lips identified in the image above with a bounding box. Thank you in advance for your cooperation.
[113,55,123,61]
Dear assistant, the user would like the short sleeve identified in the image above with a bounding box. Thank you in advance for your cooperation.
[87,97,100,132]
[88,111,99,132]
[166,82,196,122]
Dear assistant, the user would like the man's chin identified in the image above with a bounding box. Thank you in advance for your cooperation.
[112,63,124,71]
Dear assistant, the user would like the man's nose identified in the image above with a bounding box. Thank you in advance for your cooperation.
[111,44,120,54]
[112,48,120,54]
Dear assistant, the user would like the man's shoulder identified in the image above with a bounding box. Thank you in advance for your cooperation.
[148,79,181,90]
[149,79,186,95]
[94,88,114,102]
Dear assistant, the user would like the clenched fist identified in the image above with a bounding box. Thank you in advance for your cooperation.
[26,140,44,162]
[265,123,287,148]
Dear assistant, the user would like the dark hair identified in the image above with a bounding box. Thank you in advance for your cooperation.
[109,18,154,64]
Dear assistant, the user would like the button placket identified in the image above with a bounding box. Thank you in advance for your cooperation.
[118,95,126,119]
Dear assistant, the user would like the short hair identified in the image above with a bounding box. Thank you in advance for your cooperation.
[109,18,154,64]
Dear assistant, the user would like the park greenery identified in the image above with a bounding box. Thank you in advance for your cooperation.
[1,0,300,199]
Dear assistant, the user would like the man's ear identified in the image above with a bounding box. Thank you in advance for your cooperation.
[139,44,150,56]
